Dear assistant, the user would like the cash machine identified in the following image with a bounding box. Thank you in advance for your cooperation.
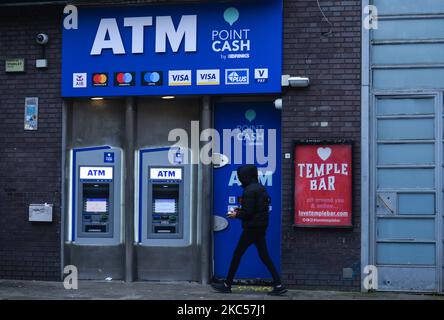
[138,147,191,246]
[67,146,123,279]
[136,146,195,280]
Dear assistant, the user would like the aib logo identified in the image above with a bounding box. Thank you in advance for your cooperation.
[114,72,135,87]
[92,73,108,87]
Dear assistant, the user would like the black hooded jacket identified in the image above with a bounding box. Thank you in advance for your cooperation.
[235,165,270,230]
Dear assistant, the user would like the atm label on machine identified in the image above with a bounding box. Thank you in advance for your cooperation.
[150,168,182,180]
[80,166,113,180]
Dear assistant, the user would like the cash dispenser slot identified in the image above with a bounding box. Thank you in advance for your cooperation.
[82,183,110,234]
[151,184,179,234]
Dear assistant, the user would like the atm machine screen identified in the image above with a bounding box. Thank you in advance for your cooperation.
[151,184,179,234]
[82,183,110,233]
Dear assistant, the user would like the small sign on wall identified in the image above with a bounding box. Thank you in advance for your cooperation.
[24,97,38,130]
[5,58,25,73]
[29,204,53,222]
[294,141,353,228]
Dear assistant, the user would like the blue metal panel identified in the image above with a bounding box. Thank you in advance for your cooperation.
[373,0,444,15]
[377,219,435,240]
[373,44,444,65]
[213,102,281,280]
[398,193,435,215]
[377,168,434,189]
[377,119,434,140]
[373,19,444,41]
[374,68,444,90]
[377,243,436,265]
[378,144,434,165]
[377,98,434,115]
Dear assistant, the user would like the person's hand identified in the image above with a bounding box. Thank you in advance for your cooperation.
[227,211,237,219]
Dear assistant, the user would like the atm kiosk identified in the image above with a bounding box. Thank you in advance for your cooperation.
[66,146,124,279]
[138,147,191,246]
[136,146,195,280]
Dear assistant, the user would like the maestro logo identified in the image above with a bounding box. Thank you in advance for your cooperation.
[225,69,249,85]
[114,72,136,87]
[142,71,163,86]
[92,73,109,87]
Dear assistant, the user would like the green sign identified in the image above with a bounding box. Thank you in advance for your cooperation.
[5,59,25,73]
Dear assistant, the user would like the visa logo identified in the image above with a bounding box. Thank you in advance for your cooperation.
[169,70,192,86]
[197,69,220,86]
[172,75,189,81]
[225,69,249,85]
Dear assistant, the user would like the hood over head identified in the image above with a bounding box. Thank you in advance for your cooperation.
[237,164,259,187]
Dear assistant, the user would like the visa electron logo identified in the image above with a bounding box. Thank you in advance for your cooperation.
[169,70,192,86]
[212,8,251,55]
[225,69,249,85]
[197,70,220,86]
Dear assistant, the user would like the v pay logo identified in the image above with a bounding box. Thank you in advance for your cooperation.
[254,68,268,83]
[225,69,249,85]
[169,70,192,86]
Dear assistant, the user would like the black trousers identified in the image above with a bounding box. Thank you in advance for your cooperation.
[226,229,281,286]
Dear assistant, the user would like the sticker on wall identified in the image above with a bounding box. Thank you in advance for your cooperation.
[24,97,38,131]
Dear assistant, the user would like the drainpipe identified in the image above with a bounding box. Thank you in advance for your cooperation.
[125,96,136,282]
[200,96,213,284]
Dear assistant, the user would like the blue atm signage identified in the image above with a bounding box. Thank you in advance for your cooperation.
[61,0,282,97]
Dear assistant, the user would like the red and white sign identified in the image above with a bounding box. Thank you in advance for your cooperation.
[294,144,352,227]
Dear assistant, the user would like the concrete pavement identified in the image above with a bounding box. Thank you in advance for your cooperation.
[1,280,444,300]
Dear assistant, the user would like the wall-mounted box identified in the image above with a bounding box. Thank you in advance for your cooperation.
[29,204,53,222]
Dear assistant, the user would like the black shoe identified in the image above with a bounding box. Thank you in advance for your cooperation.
[268,285,288,296]
[211,282,232,293]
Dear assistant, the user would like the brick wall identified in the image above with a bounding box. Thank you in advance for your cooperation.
[281,0,362,291]
[0,6,63,280]
[0,0,362,288]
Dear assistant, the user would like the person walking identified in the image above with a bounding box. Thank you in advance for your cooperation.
[211,164,287,296]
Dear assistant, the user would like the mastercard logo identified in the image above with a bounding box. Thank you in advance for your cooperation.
[114,72,135,86]
[92,73,108,86]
